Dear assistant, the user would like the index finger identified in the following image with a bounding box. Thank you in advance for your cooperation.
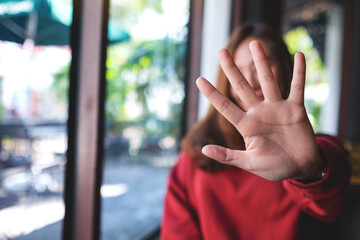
[196,77,245,127]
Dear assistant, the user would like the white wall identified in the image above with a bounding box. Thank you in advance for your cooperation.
[321,4,344,135]
[197,0,231,120]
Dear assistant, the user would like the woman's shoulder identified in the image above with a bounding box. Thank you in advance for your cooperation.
[166,152,199,191]
[175,151,197,172]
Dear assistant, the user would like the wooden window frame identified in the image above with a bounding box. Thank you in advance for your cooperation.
[181,0,205,135]
[338,0,355,141]
[63,0,109,239]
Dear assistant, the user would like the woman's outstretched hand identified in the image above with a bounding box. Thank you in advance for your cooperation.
[196,40,322,181]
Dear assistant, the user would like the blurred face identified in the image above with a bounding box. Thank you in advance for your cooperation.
[230,37,285,111]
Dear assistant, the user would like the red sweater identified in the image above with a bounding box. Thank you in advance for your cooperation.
[161,135,351,240]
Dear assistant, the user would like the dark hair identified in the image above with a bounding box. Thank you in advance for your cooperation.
[181,22,294,172]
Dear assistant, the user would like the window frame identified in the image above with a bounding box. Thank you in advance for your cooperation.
[62,0,109,239]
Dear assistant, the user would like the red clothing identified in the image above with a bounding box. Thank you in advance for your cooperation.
[161,135,351,240]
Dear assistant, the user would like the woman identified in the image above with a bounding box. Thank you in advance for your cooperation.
[161,23,351,239]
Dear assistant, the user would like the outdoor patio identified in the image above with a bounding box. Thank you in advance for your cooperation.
[1,155,173,240]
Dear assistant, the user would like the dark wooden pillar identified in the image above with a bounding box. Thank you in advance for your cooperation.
[181,0,204,136]
[63,0,108,239]
[338,0,360,184]
[338,0,360,143]
[337,1,360,239]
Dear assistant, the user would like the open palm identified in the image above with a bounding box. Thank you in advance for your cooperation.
[196,40,322,181]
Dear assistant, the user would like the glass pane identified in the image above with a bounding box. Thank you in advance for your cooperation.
[0,0,72,239]
[101,0,189,239]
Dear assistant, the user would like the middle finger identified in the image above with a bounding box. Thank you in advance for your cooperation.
[249,40,282,102]
[218,49,260,108]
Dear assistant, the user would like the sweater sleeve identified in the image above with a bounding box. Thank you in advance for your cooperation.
[160,152,202,240]
[282,134,352,223]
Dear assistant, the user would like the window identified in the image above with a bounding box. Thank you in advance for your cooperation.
[100,0,190,239]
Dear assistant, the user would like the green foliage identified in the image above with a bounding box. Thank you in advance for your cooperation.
[105,37,186,139]
[50,0,189,155]
[52,64,70,104]
[50,35,187,141]
[284,26,326,85]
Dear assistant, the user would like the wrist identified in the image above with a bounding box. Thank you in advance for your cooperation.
[297,149,327,183]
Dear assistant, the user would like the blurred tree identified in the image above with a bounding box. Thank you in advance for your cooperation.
[105,37,186,140]
[52,0,188,154]
[109,0,164,28]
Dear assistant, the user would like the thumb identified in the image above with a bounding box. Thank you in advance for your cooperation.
[202,145,250,170]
